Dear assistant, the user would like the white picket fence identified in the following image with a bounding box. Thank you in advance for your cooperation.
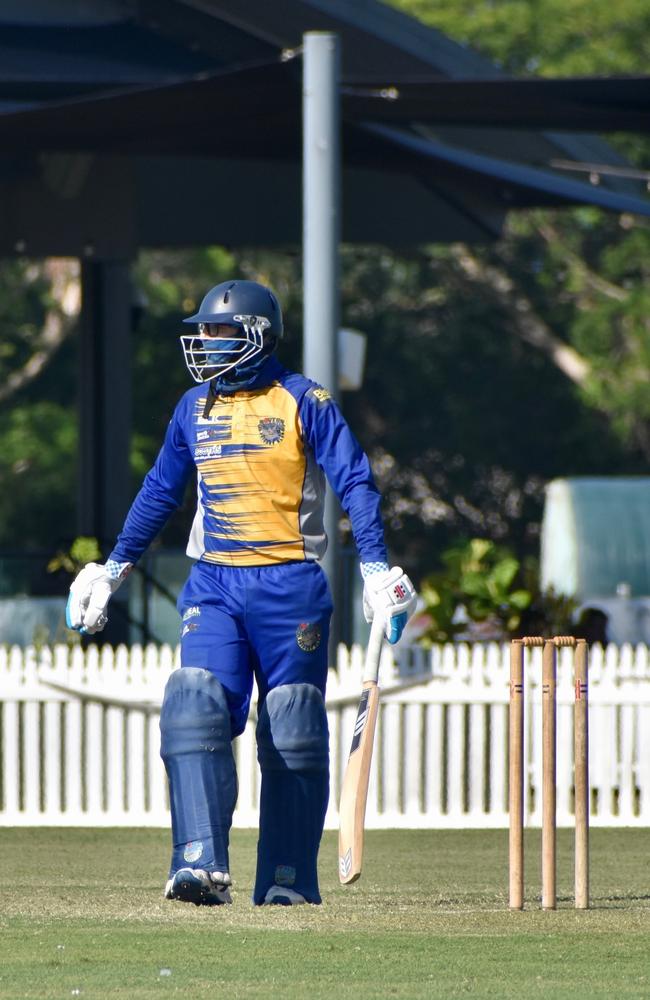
[2,641,650,828]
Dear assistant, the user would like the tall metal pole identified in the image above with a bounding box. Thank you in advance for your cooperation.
[303,31,341,655]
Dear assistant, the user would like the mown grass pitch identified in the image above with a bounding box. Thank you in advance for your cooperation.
[1,828,649,999]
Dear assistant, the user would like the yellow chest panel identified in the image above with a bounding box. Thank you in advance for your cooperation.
[192,384,307,563]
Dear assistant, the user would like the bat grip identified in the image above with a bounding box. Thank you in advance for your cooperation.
[362,613,384,683]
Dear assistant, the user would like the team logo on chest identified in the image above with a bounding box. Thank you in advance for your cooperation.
[258,416,285,445]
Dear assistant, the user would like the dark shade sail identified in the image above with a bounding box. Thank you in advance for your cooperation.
[0,0,648,255]
[342,75,650,133]
[0,58,648,249]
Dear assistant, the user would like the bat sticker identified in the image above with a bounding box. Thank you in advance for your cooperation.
[349,689,371,755]
[339,848,353,879]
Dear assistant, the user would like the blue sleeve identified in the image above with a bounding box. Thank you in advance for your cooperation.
[299,385,387,564]
[109,396,194,565]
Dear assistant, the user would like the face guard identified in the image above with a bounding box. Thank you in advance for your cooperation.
[180,314,271,384]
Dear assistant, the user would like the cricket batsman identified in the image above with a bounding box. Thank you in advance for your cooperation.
[66,279,416,906]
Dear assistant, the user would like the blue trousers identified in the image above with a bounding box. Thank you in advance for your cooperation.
[177,560,333,734]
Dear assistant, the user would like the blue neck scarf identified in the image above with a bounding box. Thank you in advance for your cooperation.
[202,356,284,418]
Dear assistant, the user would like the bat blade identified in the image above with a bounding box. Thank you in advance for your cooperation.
[338,679,380,884]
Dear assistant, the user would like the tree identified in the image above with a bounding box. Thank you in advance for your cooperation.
[0,259,80,551]
[0,259,80,403]
[337,243,640,572]
[385,0,650,459]
[388,1,650,77]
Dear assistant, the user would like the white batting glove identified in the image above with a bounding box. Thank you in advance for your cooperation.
[361,565,417,645]
[66,561,131,635]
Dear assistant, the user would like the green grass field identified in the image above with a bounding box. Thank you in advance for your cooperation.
[1,827,649,999]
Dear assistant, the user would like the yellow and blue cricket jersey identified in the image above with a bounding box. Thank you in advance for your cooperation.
[109,358,387,568]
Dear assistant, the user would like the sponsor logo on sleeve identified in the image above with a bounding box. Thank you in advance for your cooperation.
[310,387,332,404]
[182,606,201,622]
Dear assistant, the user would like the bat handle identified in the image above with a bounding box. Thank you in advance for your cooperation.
[362,613,385,684]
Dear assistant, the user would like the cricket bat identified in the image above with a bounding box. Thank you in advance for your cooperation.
[338,613,385,884]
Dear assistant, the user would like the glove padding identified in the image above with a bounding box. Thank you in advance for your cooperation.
[66,562,128,635]
[362,566,417,645]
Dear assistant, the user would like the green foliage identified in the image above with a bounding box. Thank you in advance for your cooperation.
[0,401,77,549]
[419,537,577,643]
[0,260,50,383]
[47,536,101,575]
[420,538,532,642]
[340,242,639,571]
[388,0,650,76]
[518,580,580,643]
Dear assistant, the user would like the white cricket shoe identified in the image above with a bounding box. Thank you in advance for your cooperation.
[262,885,306,906]
[165,868,232,906]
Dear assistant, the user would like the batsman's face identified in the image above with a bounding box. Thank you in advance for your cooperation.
[194,322,251,372]
[198,323,238,339]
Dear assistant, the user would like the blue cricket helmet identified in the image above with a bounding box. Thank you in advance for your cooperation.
[181,279,283,385]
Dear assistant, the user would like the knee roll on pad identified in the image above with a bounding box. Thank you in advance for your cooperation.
[256,683,329,772]
[160,666,231,756]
